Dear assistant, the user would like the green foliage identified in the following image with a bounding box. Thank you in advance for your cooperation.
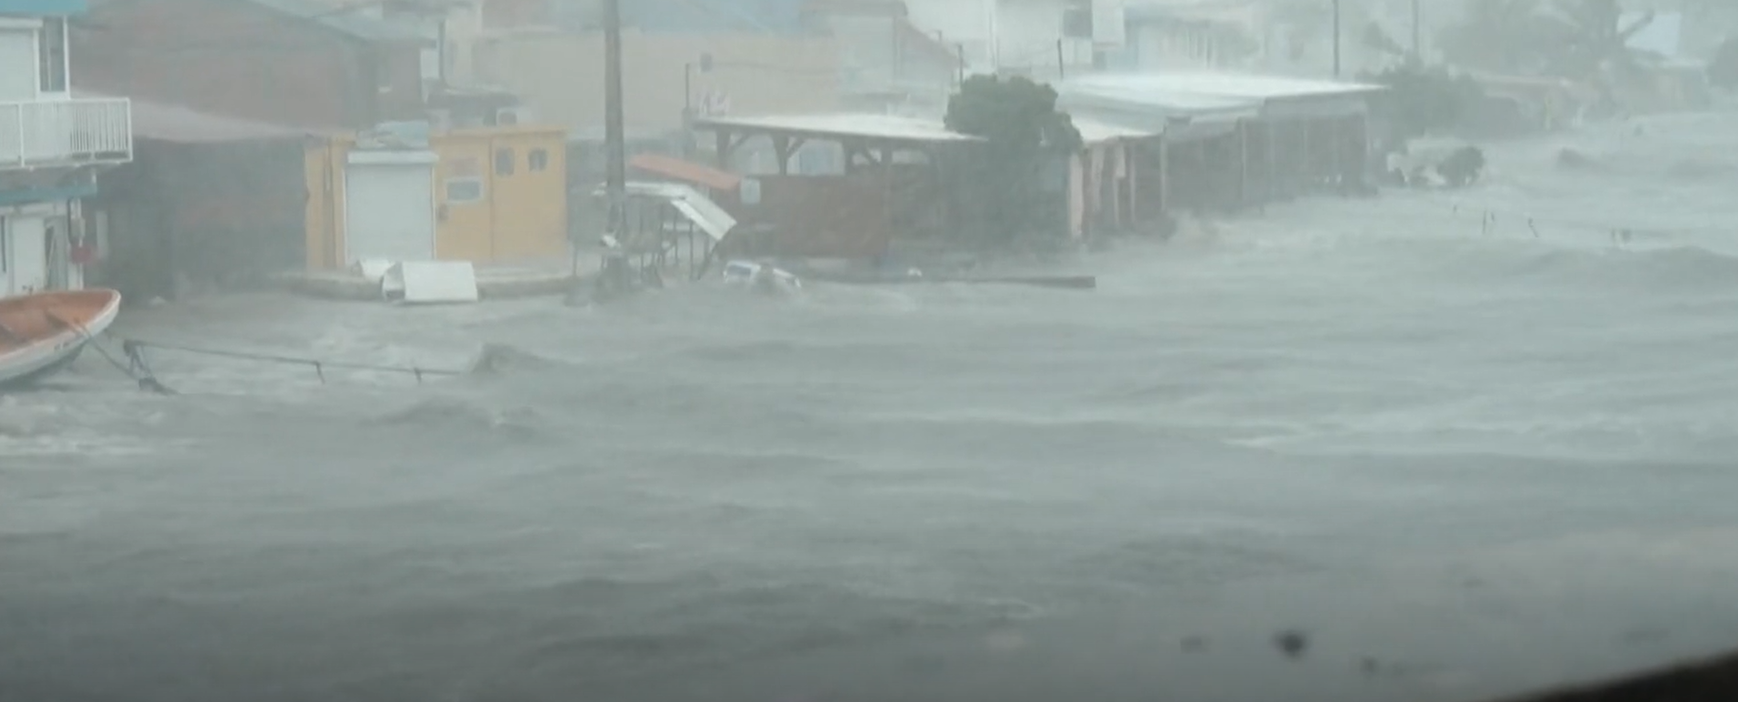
[1437,0,1654,80]
[1358,63,1488,141]
[944,74,1081,244]
[1437,0,1560,74]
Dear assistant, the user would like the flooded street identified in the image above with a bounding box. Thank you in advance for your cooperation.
[7,112,1738,701]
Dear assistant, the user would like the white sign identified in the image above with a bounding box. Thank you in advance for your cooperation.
[699,89,731,117]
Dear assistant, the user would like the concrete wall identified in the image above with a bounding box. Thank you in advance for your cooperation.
[72,0,427,129]
[474,29,841,133]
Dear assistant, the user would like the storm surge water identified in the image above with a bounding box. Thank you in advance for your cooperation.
[7,111,1738,702]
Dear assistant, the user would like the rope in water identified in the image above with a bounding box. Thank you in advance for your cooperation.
[89,339,175,395]
[97,335,466,393]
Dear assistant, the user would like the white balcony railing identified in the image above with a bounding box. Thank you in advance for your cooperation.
[0,98,133,170]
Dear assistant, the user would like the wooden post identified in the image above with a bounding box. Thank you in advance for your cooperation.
[773,135,792,175]
[714,130,732,169]
[1157,136,1170,218]
[1237,121,1250,208]
[1332,0,1341,76]
[1265,121,1277,200]
[1124,141,1138,230]
[602,0,627,237]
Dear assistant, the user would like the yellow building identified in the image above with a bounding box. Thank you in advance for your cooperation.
[303,125,568,270]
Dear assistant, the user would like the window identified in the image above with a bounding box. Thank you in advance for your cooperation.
[1061,3,1093,40]
[38,17,67,93]
[445,178,484,203]
[528,148,549,172]
[494,148,515,176]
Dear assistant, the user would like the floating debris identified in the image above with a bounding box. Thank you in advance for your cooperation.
[1274,629,1309,660]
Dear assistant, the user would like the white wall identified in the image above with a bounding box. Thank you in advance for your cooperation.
[998,0,1067,71]
[906,0,1103,76]
[2,215,47,296]
[1,203,78,297]
[907,0,994,69]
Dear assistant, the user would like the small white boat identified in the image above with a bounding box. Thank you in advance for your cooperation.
[722,260,802,296]
[0,289,123,390]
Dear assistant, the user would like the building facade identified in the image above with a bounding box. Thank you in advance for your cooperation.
[803,1,964,116]
[304,124,569,271]
[0,0,132,297]
[72,0,433,131]
[904,0,1124,79]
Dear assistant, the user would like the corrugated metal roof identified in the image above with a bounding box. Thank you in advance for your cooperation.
[596,182,739,243]
[1072,118,1159,146]
[1070,72,1385,102]
[242,0,432,43]
[1124,0,1263,21]
[0,0,87,14]
[1059,79,1262,122]
[696,113,980,143]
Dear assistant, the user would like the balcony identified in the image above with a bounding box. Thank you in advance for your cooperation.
[0,97,132,170]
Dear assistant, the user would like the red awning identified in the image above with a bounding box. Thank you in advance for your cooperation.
[629,153,742,192]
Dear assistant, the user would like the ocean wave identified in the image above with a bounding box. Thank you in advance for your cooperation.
[1328,231,1738,294]
[369,396,550,441]
[1504,245,1738,291]
[464,343,572,377]
[1664,158,1738,181]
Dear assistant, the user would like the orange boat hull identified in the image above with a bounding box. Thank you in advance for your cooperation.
[0,289,123,389]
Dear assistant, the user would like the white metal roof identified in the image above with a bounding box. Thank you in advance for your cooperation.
[1072,117,1159,145]
[1071,72,1386,102]
[1058,78,1264,121]
[592,182,739,243]
[695,113,981,143]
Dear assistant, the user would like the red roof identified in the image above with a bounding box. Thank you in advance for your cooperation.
[629,154,742,192]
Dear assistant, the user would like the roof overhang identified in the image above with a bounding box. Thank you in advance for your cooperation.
[0,0,87,14]
[696,113,982,146]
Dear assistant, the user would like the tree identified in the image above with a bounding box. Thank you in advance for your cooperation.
[1544,0,1654,81]
[1438,0,1654,80]
[944,75,1082,245]
[1438,0,1563,74]
[1359,62,1488,142]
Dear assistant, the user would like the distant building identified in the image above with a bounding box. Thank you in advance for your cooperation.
[1115,0,1270,72]
[903,0,1123,80]
[801,1,963,117]
[1,0,133,296]
[72,0,435,130]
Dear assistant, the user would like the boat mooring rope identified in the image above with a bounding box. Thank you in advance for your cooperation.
[89,339,175,395]
[95,335,465,394]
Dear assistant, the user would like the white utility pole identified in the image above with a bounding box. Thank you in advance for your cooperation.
[985,0,1001,71]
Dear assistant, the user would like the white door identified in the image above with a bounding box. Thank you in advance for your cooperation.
[343,151,439,266]
[0,27,37,101]
[3,216,48,296]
